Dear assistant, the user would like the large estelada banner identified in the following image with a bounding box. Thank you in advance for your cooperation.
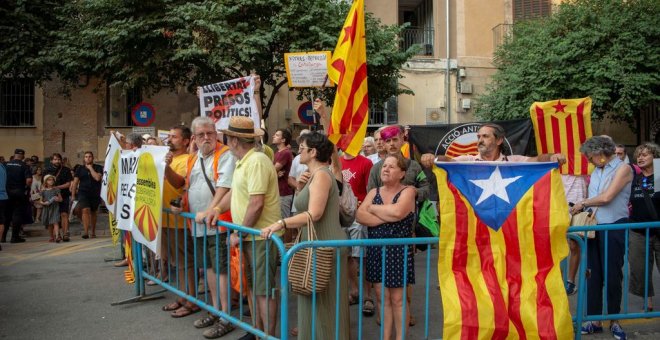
[408,119,535,157]
[101,134,122,245]
[115,146,167,255]
[198,76,260,132]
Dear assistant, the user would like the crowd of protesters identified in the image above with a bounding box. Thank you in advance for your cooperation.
[2,93,659,340]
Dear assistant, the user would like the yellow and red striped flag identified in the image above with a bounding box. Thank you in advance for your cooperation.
[435,162,573,339]
[328,0,369,157]
[530,97,593,175]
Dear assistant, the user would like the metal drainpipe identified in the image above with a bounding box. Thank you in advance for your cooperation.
[446,0,451,124]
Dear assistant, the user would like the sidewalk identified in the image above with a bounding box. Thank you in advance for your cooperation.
[22,212,111,238]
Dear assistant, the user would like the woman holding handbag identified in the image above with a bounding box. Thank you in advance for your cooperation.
[570,136,634,339]
[261,132,349,340]
[628,142,660,312]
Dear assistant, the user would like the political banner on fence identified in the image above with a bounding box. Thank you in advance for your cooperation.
[101,133,122,245]
[408,119,535,157]
[116,146,167,255]
[198,76,260,131]
[435,162,572,339]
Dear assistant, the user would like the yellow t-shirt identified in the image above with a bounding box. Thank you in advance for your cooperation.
[262,144,275,161]
[230,148,282,240]
[162,153,189,229]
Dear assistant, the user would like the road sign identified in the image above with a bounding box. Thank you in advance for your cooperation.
[131,102,156,127]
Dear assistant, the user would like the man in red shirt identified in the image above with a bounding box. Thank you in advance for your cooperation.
[340,151,375,314]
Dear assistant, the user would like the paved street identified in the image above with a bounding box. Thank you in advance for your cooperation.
[1,215,659,339]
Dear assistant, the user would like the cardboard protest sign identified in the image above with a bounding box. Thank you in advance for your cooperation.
[198,76,259,131]
[284,51,333,88]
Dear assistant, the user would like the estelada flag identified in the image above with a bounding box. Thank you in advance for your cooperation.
[435,162,573,339]
[530,97,593,175]
[328,0,369,157]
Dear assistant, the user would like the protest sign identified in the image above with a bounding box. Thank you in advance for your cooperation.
[284,51,333,88]
[115,146,167,254]
[100,133,122,245]
[198,76,259,131]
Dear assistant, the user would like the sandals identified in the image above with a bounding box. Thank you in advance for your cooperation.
[82,234,89,239]
[349,294,359,306]
[56,236,62,243]
[171,304,201,318]
[194,314,219,328]
[162,301,182,312]
[202,320,235,339]
[63,233,70,242]
[362,299,375,317]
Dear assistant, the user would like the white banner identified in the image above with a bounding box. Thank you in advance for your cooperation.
[115,147,167,255]
[198,76,260,131]
[101,133,121,214]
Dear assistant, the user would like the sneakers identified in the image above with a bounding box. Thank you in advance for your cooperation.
[565,281,577,296]
[610,323,626,340]
[581,321,603,335]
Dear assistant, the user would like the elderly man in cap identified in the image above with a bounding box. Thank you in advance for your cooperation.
[2,149,32,243]
[216,116,281,340]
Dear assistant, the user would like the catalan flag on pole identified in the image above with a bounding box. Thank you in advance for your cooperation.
[328,0,369,157]
[530,97,593,175]
[434,162,573,339]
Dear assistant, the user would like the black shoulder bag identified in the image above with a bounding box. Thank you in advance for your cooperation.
[199,156,216,196]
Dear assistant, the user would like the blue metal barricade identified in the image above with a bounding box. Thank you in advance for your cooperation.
[121,210,660,339]
[568,221,660,340]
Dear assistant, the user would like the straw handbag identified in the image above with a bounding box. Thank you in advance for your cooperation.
[570,208,598,239]
[287,212,335,296]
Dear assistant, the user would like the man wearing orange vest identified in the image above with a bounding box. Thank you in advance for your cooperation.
[173,116,237,338]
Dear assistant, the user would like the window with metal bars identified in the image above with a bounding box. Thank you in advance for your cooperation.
[513,0,551,22]
[106,83,142,127]
[0,79,36,127]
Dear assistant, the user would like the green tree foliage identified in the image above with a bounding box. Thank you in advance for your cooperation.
[14,0,415,119]
[0,0,65,81]
[475,0,659,124]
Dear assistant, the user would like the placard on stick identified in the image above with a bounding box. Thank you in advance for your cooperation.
[284,51,334,88]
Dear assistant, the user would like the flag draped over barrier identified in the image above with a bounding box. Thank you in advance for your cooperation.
[328,0,369,157]
[435,162,572,339]
[530,97,593,175]
[408,119,534,157]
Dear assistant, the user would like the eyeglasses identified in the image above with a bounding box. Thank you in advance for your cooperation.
[195,131,216,139]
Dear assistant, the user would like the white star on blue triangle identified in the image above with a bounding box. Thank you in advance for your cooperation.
[436,162,559,230]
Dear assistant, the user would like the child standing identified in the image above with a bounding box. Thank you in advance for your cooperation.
[40,175,63,242]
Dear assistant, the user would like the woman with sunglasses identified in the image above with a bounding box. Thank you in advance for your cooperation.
[629,142,660,313]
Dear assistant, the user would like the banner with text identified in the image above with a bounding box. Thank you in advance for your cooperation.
[284,51,333,88]
[198,76,259,131]
[116,146,167,254]
[101,133,122,245]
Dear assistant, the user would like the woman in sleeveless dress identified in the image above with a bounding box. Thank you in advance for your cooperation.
[261,132,349,340]
[357,153,416,340]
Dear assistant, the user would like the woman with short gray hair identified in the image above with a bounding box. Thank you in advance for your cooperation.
[628,142,660,313]
[570,135,634,339]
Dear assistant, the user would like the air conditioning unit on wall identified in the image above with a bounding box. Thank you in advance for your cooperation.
[426,108,447,125]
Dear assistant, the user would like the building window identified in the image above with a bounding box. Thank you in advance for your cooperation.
[513,0,551,22]
[106,83,142,127]
[0,79,35,127]
[400,0,434,56]
[369,96,398,126]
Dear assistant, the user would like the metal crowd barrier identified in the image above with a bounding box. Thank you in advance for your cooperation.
[567,221,660,340]
[116,209,660,339]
